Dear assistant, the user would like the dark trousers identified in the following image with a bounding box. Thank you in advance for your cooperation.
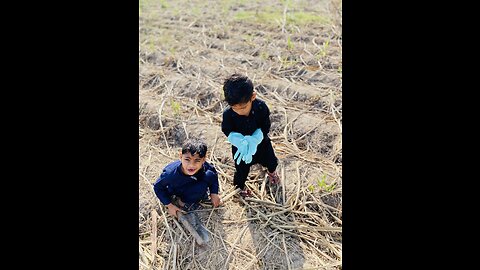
[232,138,278,189]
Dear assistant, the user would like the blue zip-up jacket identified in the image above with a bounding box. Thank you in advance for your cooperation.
[153,160,219,205]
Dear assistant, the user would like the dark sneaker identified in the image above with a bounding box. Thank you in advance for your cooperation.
[267,171,280,184]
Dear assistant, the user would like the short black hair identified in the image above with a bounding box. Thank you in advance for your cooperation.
[181,137,207,158]
[223,73,254,106]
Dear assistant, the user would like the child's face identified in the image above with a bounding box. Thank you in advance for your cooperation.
[179,152,206,176]
[231,92,256,116]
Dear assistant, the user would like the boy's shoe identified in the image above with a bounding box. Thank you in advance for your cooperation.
[267,171,280,184]
[239,188,253,198]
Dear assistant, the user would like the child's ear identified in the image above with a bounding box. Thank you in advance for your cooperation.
[179,152,183,160]
[251,91,257,101]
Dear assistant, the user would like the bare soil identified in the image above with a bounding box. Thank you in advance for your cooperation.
[139,0,342,269]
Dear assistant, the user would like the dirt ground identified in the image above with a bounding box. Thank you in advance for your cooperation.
[139,0,342,269]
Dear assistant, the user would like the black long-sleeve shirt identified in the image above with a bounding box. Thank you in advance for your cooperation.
[221,99,271,139]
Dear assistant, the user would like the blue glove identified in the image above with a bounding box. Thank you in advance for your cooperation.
[227,132,248,165]
[242,128,264,164]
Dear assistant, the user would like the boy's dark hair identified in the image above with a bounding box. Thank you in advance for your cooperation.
[223,73,254,105]
[181,137,207,158]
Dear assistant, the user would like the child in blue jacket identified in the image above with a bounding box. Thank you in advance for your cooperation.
[153,138,220,217]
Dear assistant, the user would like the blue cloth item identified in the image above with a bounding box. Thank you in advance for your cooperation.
[222,99,271,165]
[242,128,264,164]
[153,160,219,206]
[227,132,246,147]
[251,127,264,141]
[221,99,271,138]
[227,132,249,165]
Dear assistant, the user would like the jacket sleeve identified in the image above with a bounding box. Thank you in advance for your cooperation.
[221,109,233,137]
[153,170,173,205]
[258,102,271,136]
[205,165,219,194]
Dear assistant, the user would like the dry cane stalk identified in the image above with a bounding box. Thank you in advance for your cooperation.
[172,242,177,270]
[177,211,205,246]
[281,166,286,204]
[151,209,157,267]
[220,188,241,204]
[139,244,149,266]
[171,216,188,239]
[223,225,249,270]
[158,99,172,156]
[282,234,292,270]
[293,161,301,207]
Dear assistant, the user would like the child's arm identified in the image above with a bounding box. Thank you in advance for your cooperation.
[221,110,234,137]
[153,173,182,217]
[222,108,251,164]
[206,167,220,207]
[210,193,220,207]
[257,102,271,136]
[165,203,182,218]
[153,174,172,205]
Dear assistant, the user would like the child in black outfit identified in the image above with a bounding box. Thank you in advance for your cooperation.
[221,74,280,197]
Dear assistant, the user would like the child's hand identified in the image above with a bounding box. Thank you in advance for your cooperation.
[233,140,248,164]
[210,193,221,207]
[228,132,248,164]
[242,129,263,164]
[166,203,183,218]
[243,136,260,163]
[228,131,262,165]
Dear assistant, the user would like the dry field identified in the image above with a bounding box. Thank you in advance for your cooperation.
[139,0,342,269]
